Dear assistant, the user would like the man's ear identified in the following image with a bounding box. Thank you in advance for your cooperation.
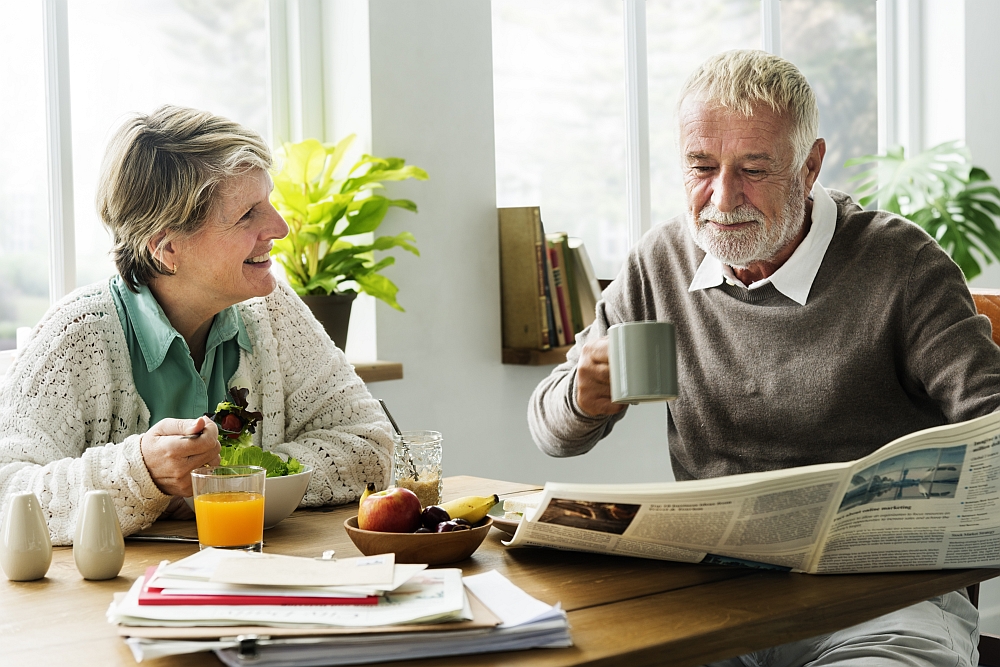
[802,138,826,193]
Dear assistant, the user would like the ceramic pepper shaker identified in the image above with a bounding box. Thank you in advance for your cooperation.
[0,492,53,581]
[73,490,125,580]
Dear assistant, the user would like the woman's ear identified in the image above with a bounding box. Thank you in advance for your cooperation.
[147,231,177,274]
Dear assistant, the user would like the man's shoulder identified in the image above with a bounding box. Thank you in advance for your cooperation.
[829,189,935,247]
[819,189,958,298]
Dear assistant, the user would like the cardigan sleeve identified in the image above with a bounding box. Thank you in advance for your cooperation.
[261,283,394,506]
[0,287,171,545]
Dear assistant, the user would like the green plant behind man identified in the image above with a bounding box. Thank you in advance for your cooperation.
[847,140,1000,281]
[269,135,428,310]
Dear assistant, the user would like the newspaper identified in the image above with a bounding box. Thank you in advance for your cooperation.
[506,412,1000,574]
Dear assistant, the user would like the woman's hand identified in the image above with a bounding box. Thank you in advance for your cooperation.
[140,416,220,497]
[575,337,627,417]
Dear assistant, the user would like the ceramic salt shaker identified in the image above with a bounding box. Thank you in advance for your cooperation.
[73,490,125,580]
[0,492,53,581]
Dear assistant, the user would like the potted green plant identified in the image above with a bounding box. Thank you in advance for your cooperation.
[847,140,1000,280]
[269,135,428,348]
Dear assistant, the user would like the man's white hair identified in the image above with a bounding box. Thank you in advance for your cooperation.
[678,49,819,169]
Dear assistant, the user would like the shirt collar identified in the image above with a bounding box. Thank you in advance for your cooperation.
[688,183,837,305]
[114,277,251,372]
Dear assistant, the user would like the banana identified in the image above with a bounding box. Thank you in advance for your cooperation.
[439,494,499,524]
[359,482,377,506]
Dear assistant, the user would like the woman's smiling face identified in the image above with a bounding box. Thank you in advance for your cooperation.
[167,169,289,313]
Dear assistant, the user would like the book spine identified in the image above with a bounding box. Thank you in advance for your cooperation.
[498,207,550,350]
[560,235,583,335]
[537,217,557,348]
[548,244,574,345]
[545,245,566,346]
[574,238,603,303]
[568,241,598,329]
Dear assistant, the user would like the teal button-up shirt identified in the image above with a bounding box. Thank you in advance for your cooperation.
[109,275,253,425]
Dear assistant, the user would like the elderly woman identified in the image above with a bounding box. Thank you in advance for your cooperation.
[0,105,394,544]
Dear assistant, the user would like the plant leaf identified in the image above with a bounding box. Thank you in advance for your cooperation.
[355,272,404,311]
[341,196,391,236]
[846,141,971,214]
[281,139,327,186]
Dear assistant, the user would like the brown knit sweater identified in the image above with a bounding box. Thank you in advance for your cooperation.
[528,191,1000,481]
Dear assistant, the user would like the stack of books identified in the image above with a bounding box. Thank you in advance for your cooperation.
[498,207,604,353]
[108,549,571,665]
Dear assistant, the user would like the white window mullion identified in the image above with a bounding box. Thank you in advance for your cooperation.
[42,0,75,303]
[623,0,651,250]
[761,0,781,56]
[876,0,897,156]
[899,0,922,156]
[267,0,325,145]
[266,0,291,146]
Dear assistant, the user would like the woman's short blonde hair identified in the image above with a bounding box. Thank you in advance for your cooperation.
[96,105,271,291]
[678,49,820,169]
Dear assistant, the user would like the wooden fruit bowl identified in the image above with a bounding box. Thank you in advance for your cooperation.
[343,516,493,565]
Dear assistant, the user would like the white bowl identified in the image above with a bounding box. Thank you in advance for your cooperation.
[184,466,313,529]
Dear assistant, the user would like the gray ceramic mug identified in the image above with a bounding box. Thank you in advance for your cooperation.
[608,321,678,404]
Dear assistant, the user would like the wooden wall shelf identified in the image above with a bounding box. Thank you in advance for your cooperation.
[354,361,403,383]
[502,345,572,366]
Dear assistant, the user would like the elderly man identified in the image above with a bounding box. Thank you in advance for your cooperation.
[529,50,1000,667]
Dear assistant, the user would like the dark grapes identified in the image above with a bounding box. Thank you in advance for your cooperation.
[420,505,450,530]
[435,520,471,533]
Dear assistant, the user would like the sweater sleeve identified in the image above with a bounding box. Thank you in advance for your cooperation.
[0,294,170,545]
[528,298,629,458]
[903,241,1000,420]
[264,284,394,506]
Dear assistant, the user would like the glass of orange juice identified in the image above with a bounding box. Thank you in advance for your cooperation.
[191,466,265,552]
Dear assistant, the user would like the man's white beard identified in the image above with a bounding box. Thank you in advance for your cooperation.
[687,180,806,269]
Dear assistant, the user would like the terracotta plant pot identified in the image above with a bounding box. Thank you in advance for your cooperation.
[300,292,357,351]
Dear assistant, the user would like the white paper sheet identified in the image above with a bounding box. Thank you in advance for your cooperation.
[463,570,559,628]
[111,569,468,628]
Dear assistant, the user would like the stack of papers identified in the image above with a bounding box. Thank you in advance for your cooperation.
[129,548,419,609]
[109,551,571,664]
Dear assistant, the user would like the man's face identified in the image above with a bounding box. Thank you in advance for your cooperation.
[679,99,809,269]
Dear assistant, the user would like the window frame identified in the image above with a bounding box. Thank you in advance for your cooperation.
[39,0,910,306]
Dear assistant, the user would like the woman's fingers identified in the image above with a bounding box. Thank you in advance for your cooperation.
[140,418,222,497]
[150,416,209,437]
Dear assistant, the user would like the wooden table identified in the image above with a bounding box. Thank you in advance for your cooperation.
[3,476,998,667]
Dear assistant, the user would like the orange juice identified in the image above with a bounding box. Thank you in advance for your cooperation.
[193,491,265,547]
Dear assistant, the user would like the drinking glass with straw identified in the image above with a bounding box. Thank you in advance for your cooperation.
[379,400,443,508]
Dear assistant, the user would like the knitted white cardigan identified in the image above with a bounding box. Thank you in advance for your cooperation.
[0,280,394,545]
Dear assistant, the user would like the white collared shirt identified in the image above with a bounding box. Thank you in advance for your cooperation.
[687,183,837,305]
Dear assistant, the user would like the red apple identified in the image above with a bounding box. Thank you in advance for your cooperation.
[357,487,422,533]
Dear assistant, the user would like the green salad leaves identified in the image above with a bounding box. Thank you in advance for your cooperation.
[208,387,303,478]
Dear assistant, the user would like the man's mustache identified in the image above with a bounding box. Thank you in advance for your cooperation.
[698,204,765,226]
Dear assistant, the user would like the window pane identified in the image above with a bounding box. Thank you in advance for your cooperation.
[782,0,877,194]
[67,0,269,288]
[0,2,50,349]
[492,0,627,280]
[646,0,760,226]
